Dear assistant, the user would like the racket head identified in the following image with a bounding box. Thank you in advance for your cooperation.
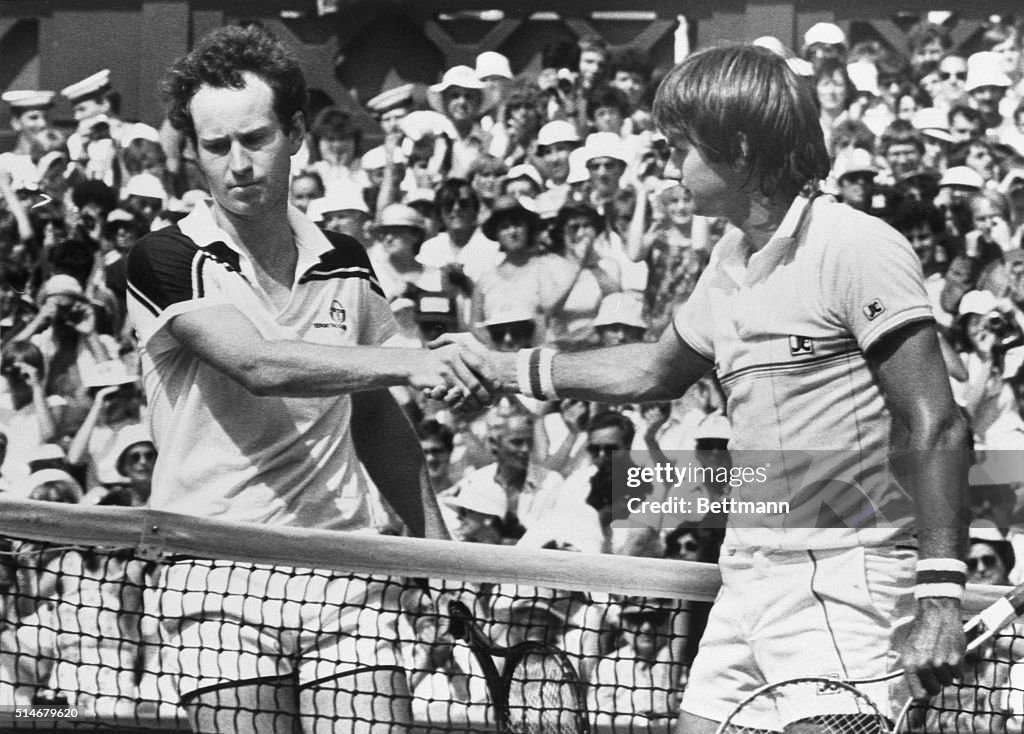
[715,677,892,734]
[502,641,589,734]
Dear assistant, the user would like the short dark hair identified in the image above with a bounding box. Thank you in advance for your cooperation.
[164,23,308,144]
[878,120,925,156]
[548,202,604,255]
[310,106,361,152]
[653,44,830,198]
[890,201,944,236]
[417,418,455,453]
[587,85,631,119]
[434,177,479,221]
[608,48,652,82]
[587,409,635,447]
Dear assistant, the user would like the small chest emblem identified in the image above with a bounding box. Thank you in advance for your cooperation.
[863,299,885,321]
[789,335,814,356]
[313,300,349,330]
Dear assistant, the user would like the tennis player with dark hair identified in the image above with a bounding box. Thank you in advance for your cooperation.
[127,24,487,734]
[439,44,970,732]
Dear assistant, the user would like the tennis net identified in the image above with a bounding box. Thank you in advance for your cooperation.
[0,494,1013,733]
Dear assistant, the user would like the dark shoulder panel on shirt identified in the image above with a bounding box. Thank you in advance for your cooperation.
[126,226,207,314]
[303,229,385,299]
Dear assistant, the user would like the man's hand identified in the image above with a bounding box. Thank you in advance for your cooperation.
[410,340,496,411]
[426,333,511,409]
[901,597,966,700]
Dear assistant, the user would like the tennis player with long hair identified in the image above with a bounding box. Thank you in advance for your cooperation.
[126,24,489,734]
[438,44,970,732]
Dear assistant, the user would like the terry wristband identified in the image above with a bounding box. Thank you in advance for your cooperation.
[914,558,967,601]
[516,348,538,399]
[538,348,559,400]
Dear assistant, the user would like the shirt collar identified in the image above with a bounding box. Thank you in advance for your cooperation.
[177,201,336,276]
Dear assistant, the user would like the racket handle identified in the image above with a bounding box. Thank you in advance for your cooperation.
[446,599,474,642]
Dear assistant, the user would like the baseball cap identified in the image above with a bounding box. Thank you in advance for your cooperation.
[803,22,846,49]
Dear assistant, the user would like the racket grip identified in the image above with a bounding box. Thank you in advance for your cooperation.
[446,599,473,641]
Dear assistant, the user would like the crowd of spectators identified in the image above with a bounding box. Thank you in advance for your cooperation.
[2,11,1024,727]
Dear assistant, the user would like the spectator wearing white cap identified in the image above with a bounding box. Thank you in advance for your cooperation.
[951,289,1024,449]
[801,22,847,69]
[428,65,496,179]
[965,52,1013,137]
[937,165,985,208]
[592,291,649,348]
[832,147,879,214]
[307,183,371,243]
[502,163,543,200]
[475,51,514,132]
[368,203,441,302]
[912,107,955,171]
[439,476,506,544]
[534,120,581,210]
[578,132,629,213]
[60,69,159,185]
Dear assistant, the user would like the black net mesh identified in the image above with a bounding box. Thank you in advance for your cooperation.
[0,499,1020,733]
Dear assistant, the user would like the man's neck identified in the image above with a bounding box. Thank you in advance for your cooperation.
[735,193,798,254]
[448,227,473,248]
[211,203,299,303]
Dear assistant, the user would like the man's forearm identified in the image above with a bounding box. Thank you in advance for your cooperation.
[351,390,451,540]
[894,414,970,561]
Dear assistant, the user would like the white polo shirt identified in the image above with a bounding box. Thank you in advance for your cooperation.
[674,195,933,550]
[126,203,395,529]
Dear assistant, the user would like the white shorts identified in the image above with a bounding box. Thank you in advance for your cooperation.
[157,559,403,698]
[681,545,916,728]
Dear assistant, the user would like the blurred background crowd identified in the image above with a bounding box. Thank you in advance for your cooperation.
[3,9,1024,725]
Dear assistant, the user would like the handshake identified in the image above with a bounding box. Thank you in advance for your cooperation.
[413,333,513,410]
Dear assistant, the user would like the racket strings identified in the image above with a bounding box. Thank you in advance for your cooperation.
[718,679,891,734]
[505,651,586,734]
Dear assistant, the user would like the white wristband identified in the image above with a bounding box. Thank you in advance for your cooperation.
[538,348,559,400]
[516,348,538,399]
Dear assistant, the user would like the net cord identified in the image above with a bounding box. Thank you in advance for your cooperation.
[0,495,1005,613]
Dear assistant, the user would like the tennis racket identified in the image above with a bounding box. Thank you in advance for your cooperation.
[715,583,1024,734]
[447,598,590,734]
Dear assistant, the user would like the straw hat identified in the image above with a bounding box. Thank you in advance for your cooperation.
[376,203,426,232]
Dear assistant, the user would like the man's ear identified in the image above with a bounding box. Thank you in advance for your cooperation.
[287,111,306,154]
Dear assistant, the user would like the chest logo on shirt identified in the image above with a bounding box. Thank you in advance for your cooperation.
[313,300,348,330]
[863,298,886,321]
[789,335,814,356]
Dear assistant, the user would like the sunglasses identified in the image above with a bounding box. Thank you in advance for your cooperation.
[678,539,699,553]
[967,554,1000,572]
[586,443,621,457]
[441,197,477,211]
[939,71,968,81]
[487,322,535,343]
[125,448,156,464]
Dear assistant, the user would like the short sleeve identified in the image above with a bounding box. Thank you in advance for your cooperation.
[318,230,397,346]
[672,262,717,362]
[126,229,233,352]
[819,210,933,351]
